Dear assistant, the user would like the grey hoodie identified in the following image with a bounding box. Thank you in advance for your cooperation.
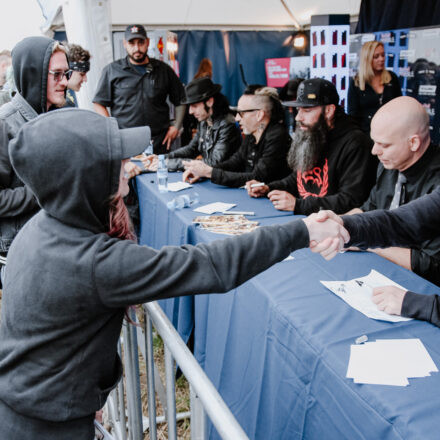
[0,36,62,252]
[0,109,309,422]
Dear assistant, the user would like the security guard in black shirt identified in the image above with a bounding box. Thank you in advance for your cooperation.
[93,24,186,154]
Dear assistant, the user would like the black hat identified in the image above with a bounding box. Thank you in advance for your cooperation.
[125,24,147,41]
[181,77,221,105]
[283,78,339,108]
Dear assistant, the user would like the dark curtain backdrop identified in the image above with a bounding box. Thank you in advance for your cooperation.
[175,30,306,106]
[356,0,440,33]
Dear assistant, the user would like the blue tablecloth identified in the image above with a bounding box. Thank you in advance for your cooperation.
[136,172,440,440]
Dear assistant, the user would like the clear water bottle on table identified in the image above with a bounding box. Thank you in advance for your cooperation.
[157,154,168,192]
[167,193,200,211]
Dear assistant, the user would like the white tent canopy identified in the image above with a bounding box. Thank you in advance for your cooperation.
[37,0,362,109]
[109,0,361,30]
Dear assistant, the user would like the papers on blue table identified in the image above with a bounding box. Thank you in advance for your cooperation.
[194,202,236,214]
[347,339,438,386]
[167,181,192,192]
[321,269,412,322]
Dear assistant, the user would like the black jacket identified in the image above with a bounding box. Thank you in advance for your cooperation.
[268,112,376,214]
[347,70,402,133]
[361,144,440,285]
[211,121,291,187]
[343,188,440,327]
[167,113,241,171]
[0,36,57,253]
[0,108,310,427]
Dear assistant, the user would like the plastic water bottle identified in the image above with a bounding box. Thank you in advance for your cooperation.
[167,192,200,211]
[157,154,168,192]
[143,140,153,156]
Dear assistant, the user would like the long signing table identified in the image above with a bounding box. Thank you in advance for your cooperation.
[136,171,440,440]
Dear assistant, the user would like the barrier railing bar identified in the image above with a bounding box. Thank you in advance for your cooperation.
[122,319,143,440]
[136,324,168,412]
[94,420,116,440]
[165,345,178,440]
[144,312,158,440]
[142,411,191,431]
[190,385,207,440]
[116,341,127,440]
[143,301,249,440]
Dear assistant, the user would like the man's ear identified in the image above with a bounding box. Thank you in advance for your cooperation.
[206,97,214,108]
[324,104,336,121]
[408,134,421,152]
[256,109,265,122]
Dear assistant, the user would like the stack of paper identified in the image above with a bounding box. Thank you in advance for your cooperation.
[321,269,412,322]
[347,339,438,386]
[193,202,236,214]
[167,181,192,192]
[193,215,258,235]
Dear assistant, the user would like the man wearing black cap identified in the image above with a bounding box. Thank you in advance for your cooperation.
[65,43,91,107]
[93,24,185,154]
[247,78,376,214]
[142,77,241,171]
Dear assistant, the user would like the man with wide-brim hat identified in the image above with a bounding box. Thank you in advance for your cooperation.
[142,76,241,172]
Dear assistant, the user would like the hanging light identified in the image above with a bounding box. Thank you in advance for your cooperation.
[293,31,307,49]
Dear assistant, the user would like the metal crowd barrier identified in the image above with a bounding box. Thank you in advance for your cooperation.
[105,301,249,440]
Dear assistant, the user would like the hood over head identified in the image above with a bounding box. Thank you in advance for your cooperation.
[12,36,60,114]
[9,109,150,233]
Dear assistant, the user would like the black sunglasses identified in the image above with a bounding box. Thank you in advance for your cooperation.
[48,69,73,82]
[236,108,261,117]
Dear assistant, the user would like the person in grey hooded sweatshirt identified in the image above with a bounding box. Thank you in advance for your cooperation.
[0,36,70,261]
[0,108,346,439]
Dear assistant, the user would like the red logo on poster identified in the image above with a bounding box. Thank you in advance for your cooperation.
[157,37,164,55]
[297,159,329,198]
[265,58,290,88]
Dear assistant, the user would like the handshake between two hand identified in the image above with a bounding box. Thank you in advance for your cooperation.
[302,210,350,260]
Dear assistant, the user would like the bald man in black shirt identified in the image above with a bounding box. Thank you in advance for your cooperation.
[346,96,440,286]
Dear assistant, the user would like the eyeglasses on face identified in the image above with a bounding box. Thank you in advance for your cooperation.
[48,69,73,82]
[236,108,261,117]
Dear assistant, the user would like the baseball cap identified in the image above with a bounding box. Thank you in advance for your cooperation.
[125,24,148,41]
[283,78,339,108]
[119,125,151,159]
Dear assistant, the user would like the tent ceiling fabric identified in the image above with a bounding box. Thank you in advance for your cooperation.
[110,0,361,29]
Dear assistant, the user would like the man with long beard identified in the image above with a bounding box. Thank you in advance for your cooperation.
[247,78,376,214]
[93,25,185,154]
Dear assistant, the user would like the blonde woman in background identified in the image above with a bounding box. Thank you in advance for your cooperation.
[348,40,401,134]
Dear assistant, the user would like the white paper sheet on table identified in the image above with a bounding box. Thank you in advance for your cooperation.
[193,202,236,214]
[321,269,412,322]
[346,338,438,386]
[167,181,192,192]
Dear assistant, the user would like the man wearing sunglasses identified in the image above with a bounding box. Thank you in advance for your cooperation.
[183,87,290,187]
[0,36,69,271]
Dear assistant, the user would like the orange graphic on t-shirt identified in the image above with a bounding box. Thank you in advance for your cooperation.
[297,159,329,198]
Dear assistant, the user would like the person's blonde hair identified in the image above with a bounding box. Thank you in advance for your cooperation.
[52,41,67,55]
[355,41,391,91]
